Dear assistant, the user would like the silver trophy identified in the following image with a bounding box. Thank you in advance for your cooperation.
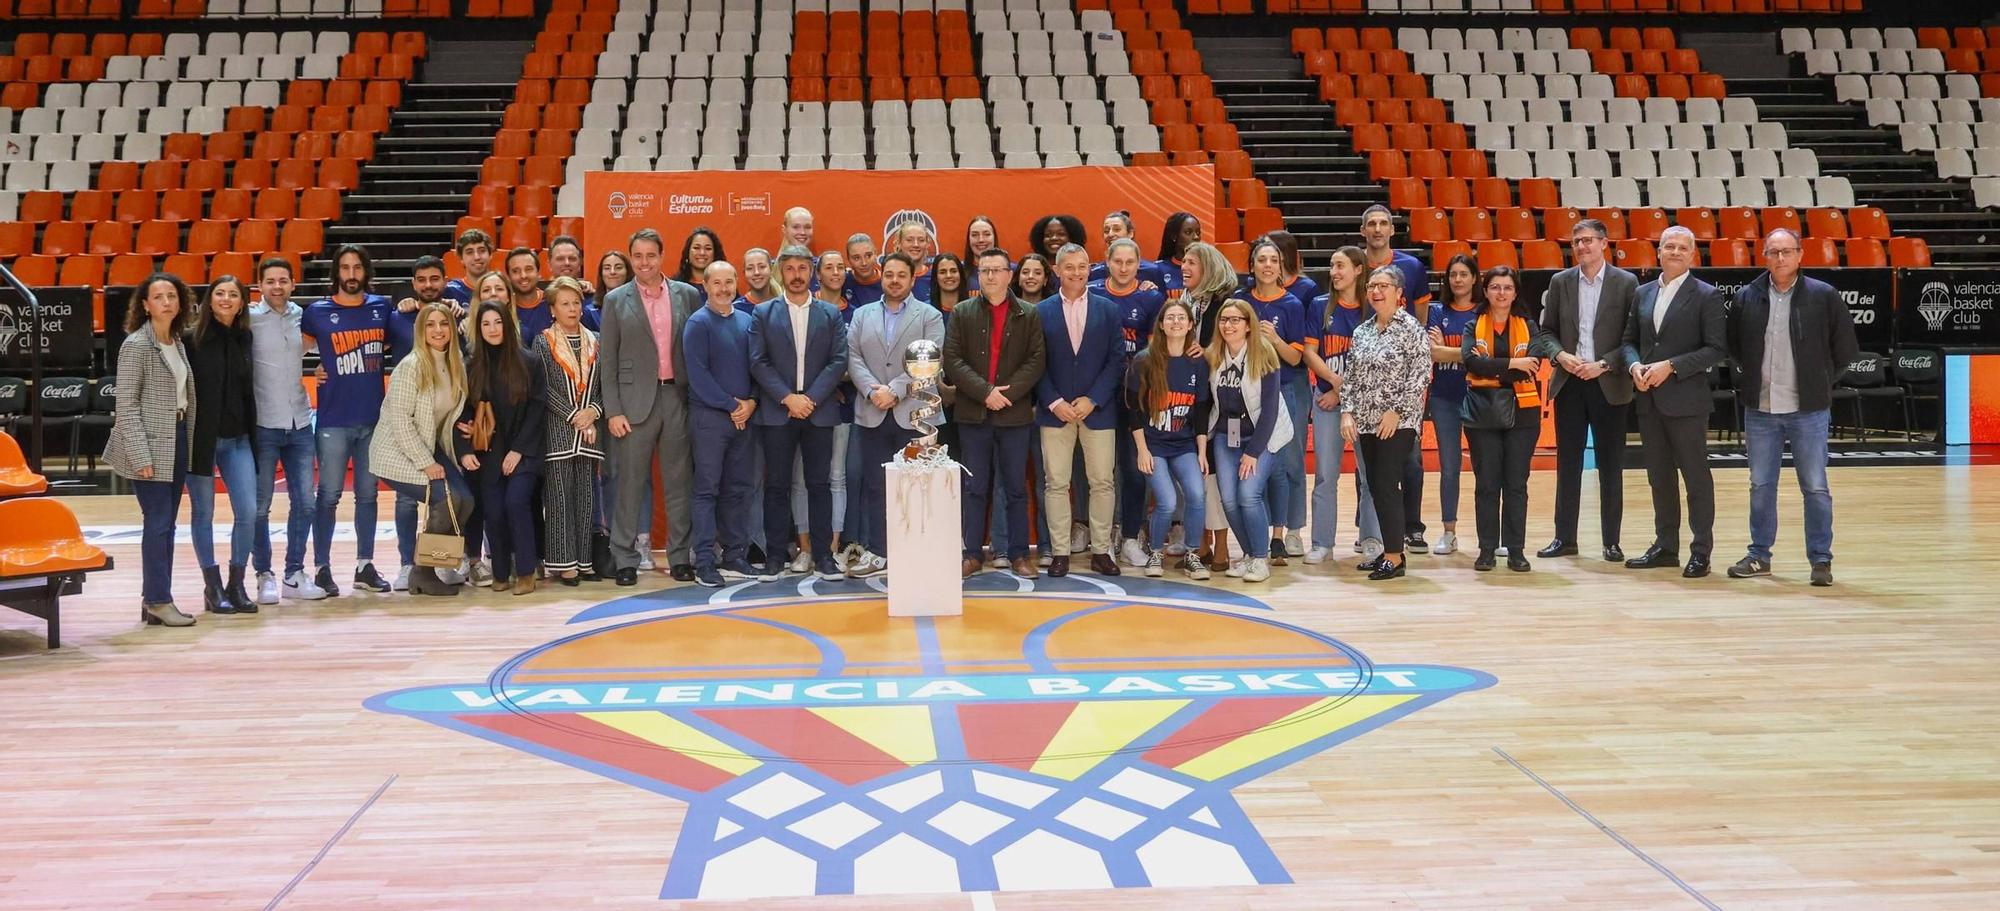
[899,338,946,462]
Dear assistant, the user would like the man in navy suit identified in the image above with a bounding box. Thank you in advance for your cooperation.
[1036,243,1125,577]
[1620,225,1729,578]
[749,245,849,583]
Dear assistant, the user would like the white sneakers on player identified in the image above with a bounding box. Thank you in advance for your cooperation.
[1431,531,1459,556]
[636,534,656,571]
[255,572,279,604]
[1283,531,1305,558]
[1303,546,1330,565]
[1242,557,1271,583]
[394,566,411,592]
[284,570,327,600]
[1120,537,1148,567]
[1143,552,1164,577]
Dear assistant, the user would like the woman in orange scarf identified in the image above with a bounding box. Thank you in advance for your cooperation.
[1459,266,1548,573]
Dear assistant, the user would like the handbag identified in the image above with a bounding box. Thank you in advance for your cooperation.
[414,482,464,569]
[1459,386,1518,431]
[470,401,496,452]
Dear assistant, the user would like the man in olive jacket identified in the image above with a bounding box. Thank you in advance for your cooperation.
[943,248,1048,578]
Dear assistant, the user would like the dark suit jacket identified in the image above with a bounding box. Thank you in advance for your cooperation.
[943,294,1047,427]
[1034,292,1124,431]
[1533,263,1640,405]
[1726,273,1860,414]
[598,277,700,425]
[1620,272,1729,418]
[748,296,848,427]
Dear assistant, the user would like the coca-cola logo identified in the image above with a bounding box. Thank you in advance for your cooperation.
[42,384,84,400]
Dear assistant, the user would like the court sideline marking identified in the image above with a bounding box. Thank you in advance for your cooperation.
[263,774,398,910]
[1493,748,1723,910]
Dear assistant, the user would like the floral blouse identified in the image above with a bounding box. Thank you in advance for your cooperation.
[1340,308,1430,432]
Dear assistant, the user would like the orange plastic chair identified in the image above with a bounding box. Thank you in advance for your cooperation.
[1517,178,1560,210]
[1520,239,1566,269]
[280,219,324,256]
[0,498,107,577]
[59,254,104,288]
[1475,240,1520,270]
[234,219,280,255]
[1708,239,1751,267]
[300,187,342,221]
[1717,206,1761,240]
[115,191,159,224]
[1847,207,1890,240]
[1542,206,1582,243]
[1613,239,1657,269]
[1388,178,1428,210]
[185,220,231,257]
[88,221,132,256]
[109,253,156,286]
[1430,240,1473,268]
[1843,238,1886,268]
[133,220,179,256]
[0,434,50,498]
[4,255,58,285]
[164,253,206,285]
[1453,208,1495,243]
[1888,236,1931,267]
[1407,208,1452,245]
[40,222,88,257]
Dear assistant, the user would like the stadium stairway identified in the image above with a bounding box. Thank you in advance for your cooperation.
[1725,75,2000,265]
[324,41,528,280]
[1196,35,1383,265]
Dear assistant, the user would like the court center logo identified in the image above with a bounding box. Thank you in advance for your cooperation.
[369,577,1492,900]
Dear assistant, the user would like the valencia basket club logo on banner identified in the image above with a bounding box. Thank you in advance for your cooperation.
[368,577,1493,900]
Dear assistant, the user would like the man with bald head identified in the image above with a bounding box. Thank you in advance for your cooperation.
[1620,225,1728,579]
[1724,228,1857,587]
[683,261,760,588]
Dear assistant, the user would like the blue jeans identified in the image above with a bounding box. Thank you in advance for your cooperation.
[314,424,378,567]
[691,406,754,569]
[1309,398,1347,548]
[1430,399,1466,525]
[1116,429,1147,540]
[843,419,869,546]
[961,422,1032,560]
[989,438,1049,557]
[1213,437,1276,558]
[1342,413,1385,546]
[384,456,472,567]
[186,434,257,569]
[1263,372,1308,533]
[134,422,188,604]
[1144,448,1205,551]
[254,424,315,576]
[1403,426,1427,536]
[1745,408,1834,565]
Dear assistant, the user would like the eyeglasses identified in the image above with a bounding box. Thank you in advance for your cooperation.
[1765,247,1801,258]
[1216,315,1249,324]
[977,266,1012,275]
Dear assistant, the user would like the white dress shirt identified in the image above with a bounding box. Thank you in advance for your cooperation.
[1653,271,1688,332]
[784,292,813,392]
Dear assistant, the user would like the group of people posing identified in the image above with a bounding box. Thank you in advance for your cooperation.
[102,202,1855,627]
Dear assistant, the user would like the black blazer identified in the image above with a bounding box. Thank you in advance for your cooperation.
[747,296,849,428]
[1619,273,1729,418]
[943,294,1048,426]
[183,321,257,477]
[1726,273,1860,414]
[1532,263,1639,405]
[454,350,547,477]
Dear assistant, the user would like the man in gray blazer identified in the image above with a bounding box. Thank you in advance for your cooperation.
[600,228,704,584]
[844,252,946,578]
[1620,225,1729,578]
[1531,217,1638,563]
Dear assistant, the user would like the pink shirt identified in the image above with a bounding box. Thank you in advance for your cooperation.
[640,279,673,380]
[1061,289,1089,355]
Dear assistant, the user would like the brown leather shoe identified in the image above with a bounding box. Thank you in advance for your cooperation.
[1090,553,1122,576]
[1048,555,1070,577]
[961,557,982,578]
[1010,556,1038,578]
[513,574,537,596]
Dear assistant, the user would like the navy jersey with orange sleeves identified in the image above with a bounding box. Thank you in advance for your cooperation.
[301,295,391,428]
[1230,286,1309,382]
[1369,250,1433,316]
[1158,258,1187,303]
[1306,293,1370,392]
[1092,280,1166,360]
[1427,301,1481,404]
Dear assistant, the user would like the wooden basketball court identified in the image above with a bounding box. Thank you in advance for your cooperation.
[2,463,1995,910]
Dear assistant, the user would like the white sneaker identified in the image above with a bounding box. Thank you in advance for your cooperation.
[255,572,279,604]
[788,549,812,574]
[1120,537,1148,567]
[284,570,327,600]
[1069,523,1090,554]
[470,560,494,587]
[846,551,887,578]
[1360,538,1385,561]
[1495,545,1510,557]
[394,566,411,591]
[1431,531,1459,556]
[1352,539,1366,553]
[437,560,467,586]
[1143,552,1164,577]
[1165,524,1186,555]
[1303,546,1330,565]
[636,534,656,571]
[1283,531,1305,558]
[1038,551,1053,567]
[1243,556,1271,583]
[1225,558,1246,578]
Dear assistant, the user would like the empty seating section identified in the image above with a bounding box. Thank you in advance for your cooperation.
[1300,25,1886,270]
[549,0,1164,219]
[466,2,609,245]
[2,29,423,293]
[1204,0,1860,13]
[1785,28,2000,210]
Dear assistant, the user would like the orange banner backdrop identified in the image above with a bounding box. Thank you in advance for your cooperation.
[582,165,1217,267]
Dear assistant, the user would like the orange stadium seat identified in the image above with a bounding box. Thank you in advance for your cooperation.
[6,255,57,286]
[1430,240,1472,267]
[1521,240,1566,269]
[1613,239,1657,269]
[1476,240,1520,270]
[1889,236,1931,267]
[1848,207,1890,240]
[1844,238,1886,268]
[1717,206,1761,240]
[109,254,155,287]
[1709,239,1751,267]
[40,221,87,257]
[59,254,103,288]
[1408,208,1451,245]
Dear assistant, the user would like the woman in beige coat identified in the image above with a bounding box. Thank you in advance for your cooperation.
[370,302,472,595]
[105,274,199,626]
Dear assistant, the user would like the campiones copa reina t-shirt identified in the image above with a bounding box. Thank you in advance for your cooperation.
[303,295,392,429]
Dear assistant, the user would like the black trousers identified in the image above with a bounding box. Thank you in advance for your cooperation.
[1467,412,1538,556]
[1636,403,1714,559]
[1357,428,1417,556]
[760,421,835,564]
[1551,378,1629,546]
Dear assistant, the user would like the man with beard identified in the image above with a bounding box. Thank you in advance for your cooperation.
[748,245,848,582]
[300,245,394,597]
[391,255,448,366]
[506,246,554,341]
[247,256,322,603]
[844,253,946,578]
[444,228,493,306]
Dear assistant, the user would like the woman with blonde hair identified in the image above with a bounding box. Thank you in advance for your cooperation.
[1205,298,1293,583]
[1177,241,1240,568]
[372,302,472,595]
[533,276,604,585]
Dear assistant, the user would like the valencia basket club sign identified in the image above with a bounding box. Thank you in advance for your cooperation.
[369,575,1492,900]
[583,165,1219,264]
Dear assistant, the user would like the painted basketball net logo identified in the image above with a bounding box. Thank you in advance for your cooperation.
[368,577,1493,900]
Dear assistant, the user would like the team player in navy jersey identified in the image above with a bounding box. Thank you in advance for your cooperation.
[1029,214,1087,261]
[583,250,631,333]
[841,232,885,310]
[1124,299,1212,580]
[1302,246,1382,564]
[1091,211,1167,287]
[443,228,493,306]
[1155,211,1202,305]
[301,245,394,597]
[1359,204,1435,552]
[1264,231,1323,321]
[672,226,725,286]
[1094,238,1167,567]
[962,215,1000,291]
[1423,254,1482,557]
[504,247,555,345]
[893,221,937,304]
[388,256,447,366]
[1230,239,1310,564]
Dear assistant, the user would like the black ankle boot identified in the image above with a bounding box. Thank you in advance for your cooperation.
[225,564,257,613]
[203,566,235,614]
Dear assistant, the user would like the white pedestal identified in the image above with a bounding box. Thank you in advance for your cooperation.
[885,458,964,617]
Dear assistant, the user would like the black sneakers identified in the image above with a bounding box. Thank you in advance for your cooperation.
[315,565,342,598]
[353,563,391,593]
[1727,556,1771,578]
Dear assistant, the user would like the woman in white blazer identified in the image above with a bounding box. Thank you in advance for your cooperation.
[370,302,471,595]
